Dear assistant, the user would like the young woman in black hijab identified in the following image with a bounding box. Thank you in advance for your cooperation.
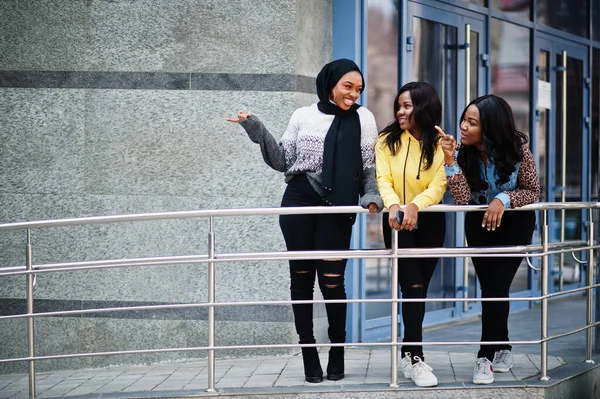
[227,59,382,383]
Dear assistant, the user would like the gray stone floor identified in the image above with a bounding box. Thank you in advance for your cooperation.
[0,350,568,398]
[0,295,597,399]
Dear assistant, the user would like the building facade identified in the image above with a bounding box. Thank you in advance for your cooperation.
[0,0,332,373]
[356,0,600,344]
[0,0,598,372]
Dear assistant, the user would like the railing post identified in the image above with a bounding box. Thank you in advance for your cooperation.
[26,229,36,398]
[586,208,595,363]
[389,227,399,388]
[206,217,217,392]
[540,210,550,381]
[462,236,469,312]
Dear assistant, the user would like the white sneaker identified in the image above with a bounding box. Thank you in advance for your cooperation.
[473,357,494,384]
[492,350,513,373]
[411,356,438,387]
[400,352,412,378]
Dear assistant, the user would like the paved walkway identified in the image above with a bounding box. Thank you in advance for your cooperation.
[0,295,596,398]
[0,350,568,398]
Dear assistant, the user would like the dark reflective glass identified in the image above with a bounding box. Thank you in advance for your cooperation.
[593,48,599,201]
[367,0,399,131]
[536,0,589,38]
[537,50,550,202]
[594,0,600,42]
[465,0,486,5]
[491,19,530,136]
[412,18,458,137]
[411,17,459,313]
[492,0,531,21]
[554,56,583,204]
[365,0,399,321]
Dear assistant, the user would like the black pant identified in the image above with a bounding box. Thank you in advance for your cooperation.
[382,211,446,361]
[465,210,536,361]
[279,175,354,344]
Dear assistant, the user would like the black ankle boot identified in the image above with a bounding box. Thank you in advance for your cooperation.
[301,347,323,383]
[326,346,345,380]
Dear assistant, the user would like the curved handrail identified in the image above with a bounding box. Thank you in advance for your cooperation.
[0,201,598,396]
[0,201,598,232]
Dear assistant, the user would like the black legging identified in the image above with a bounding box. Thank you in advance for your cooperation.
[465,210,536,361]
[382,211,446,362]
[279,175,354,345]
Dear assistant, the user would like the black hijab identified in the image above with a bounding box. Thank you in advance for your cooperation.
[316,59,364,206]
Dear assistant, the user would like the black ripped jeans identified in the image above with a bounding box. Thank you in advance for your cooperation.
[382,211,446,362]
[279,175,354,345]
[465,210,536,361]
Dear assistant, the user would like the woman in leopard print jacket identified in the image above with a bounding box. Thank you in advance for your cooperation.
[437,94,540,385]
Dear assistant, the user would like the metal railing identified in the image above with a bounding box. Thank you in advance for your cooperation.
[0,202,599,397]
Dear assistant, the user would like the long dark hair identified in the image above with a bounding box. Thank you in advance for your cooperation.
[379,82,442,171]
[457,94,528,192]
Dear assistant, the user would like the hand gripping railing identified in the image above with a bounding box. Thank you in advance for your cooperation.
[0,202,599,397]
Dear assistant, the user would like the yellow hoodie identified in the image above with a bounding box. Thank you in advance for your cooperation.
[375,130,447,210]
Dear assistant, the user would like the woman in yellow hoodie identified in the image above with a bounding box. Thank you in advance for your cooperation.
[375,81,447,387]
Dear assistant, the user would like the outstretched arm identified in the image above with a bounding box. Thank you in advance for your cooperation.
[227,112,288,172]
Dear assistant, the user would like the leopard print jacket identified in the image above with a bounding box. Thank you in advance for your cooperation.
[447,145,540,208]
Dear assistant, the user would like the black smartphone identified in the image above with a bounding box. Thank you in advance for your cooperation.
[396,210,404,224]
[396,210,418,229]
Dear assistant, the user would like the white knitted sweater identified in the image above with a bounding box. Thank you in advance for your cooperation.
[239,103,383,210]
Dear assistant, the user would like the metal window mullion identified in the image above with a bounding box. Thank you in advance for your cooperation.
[559,50,568,290]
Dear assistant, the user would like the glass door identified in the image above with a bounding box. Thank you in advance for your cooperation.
[406,2,486,326]
[361,2,486,341]
[535,36,590,293]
